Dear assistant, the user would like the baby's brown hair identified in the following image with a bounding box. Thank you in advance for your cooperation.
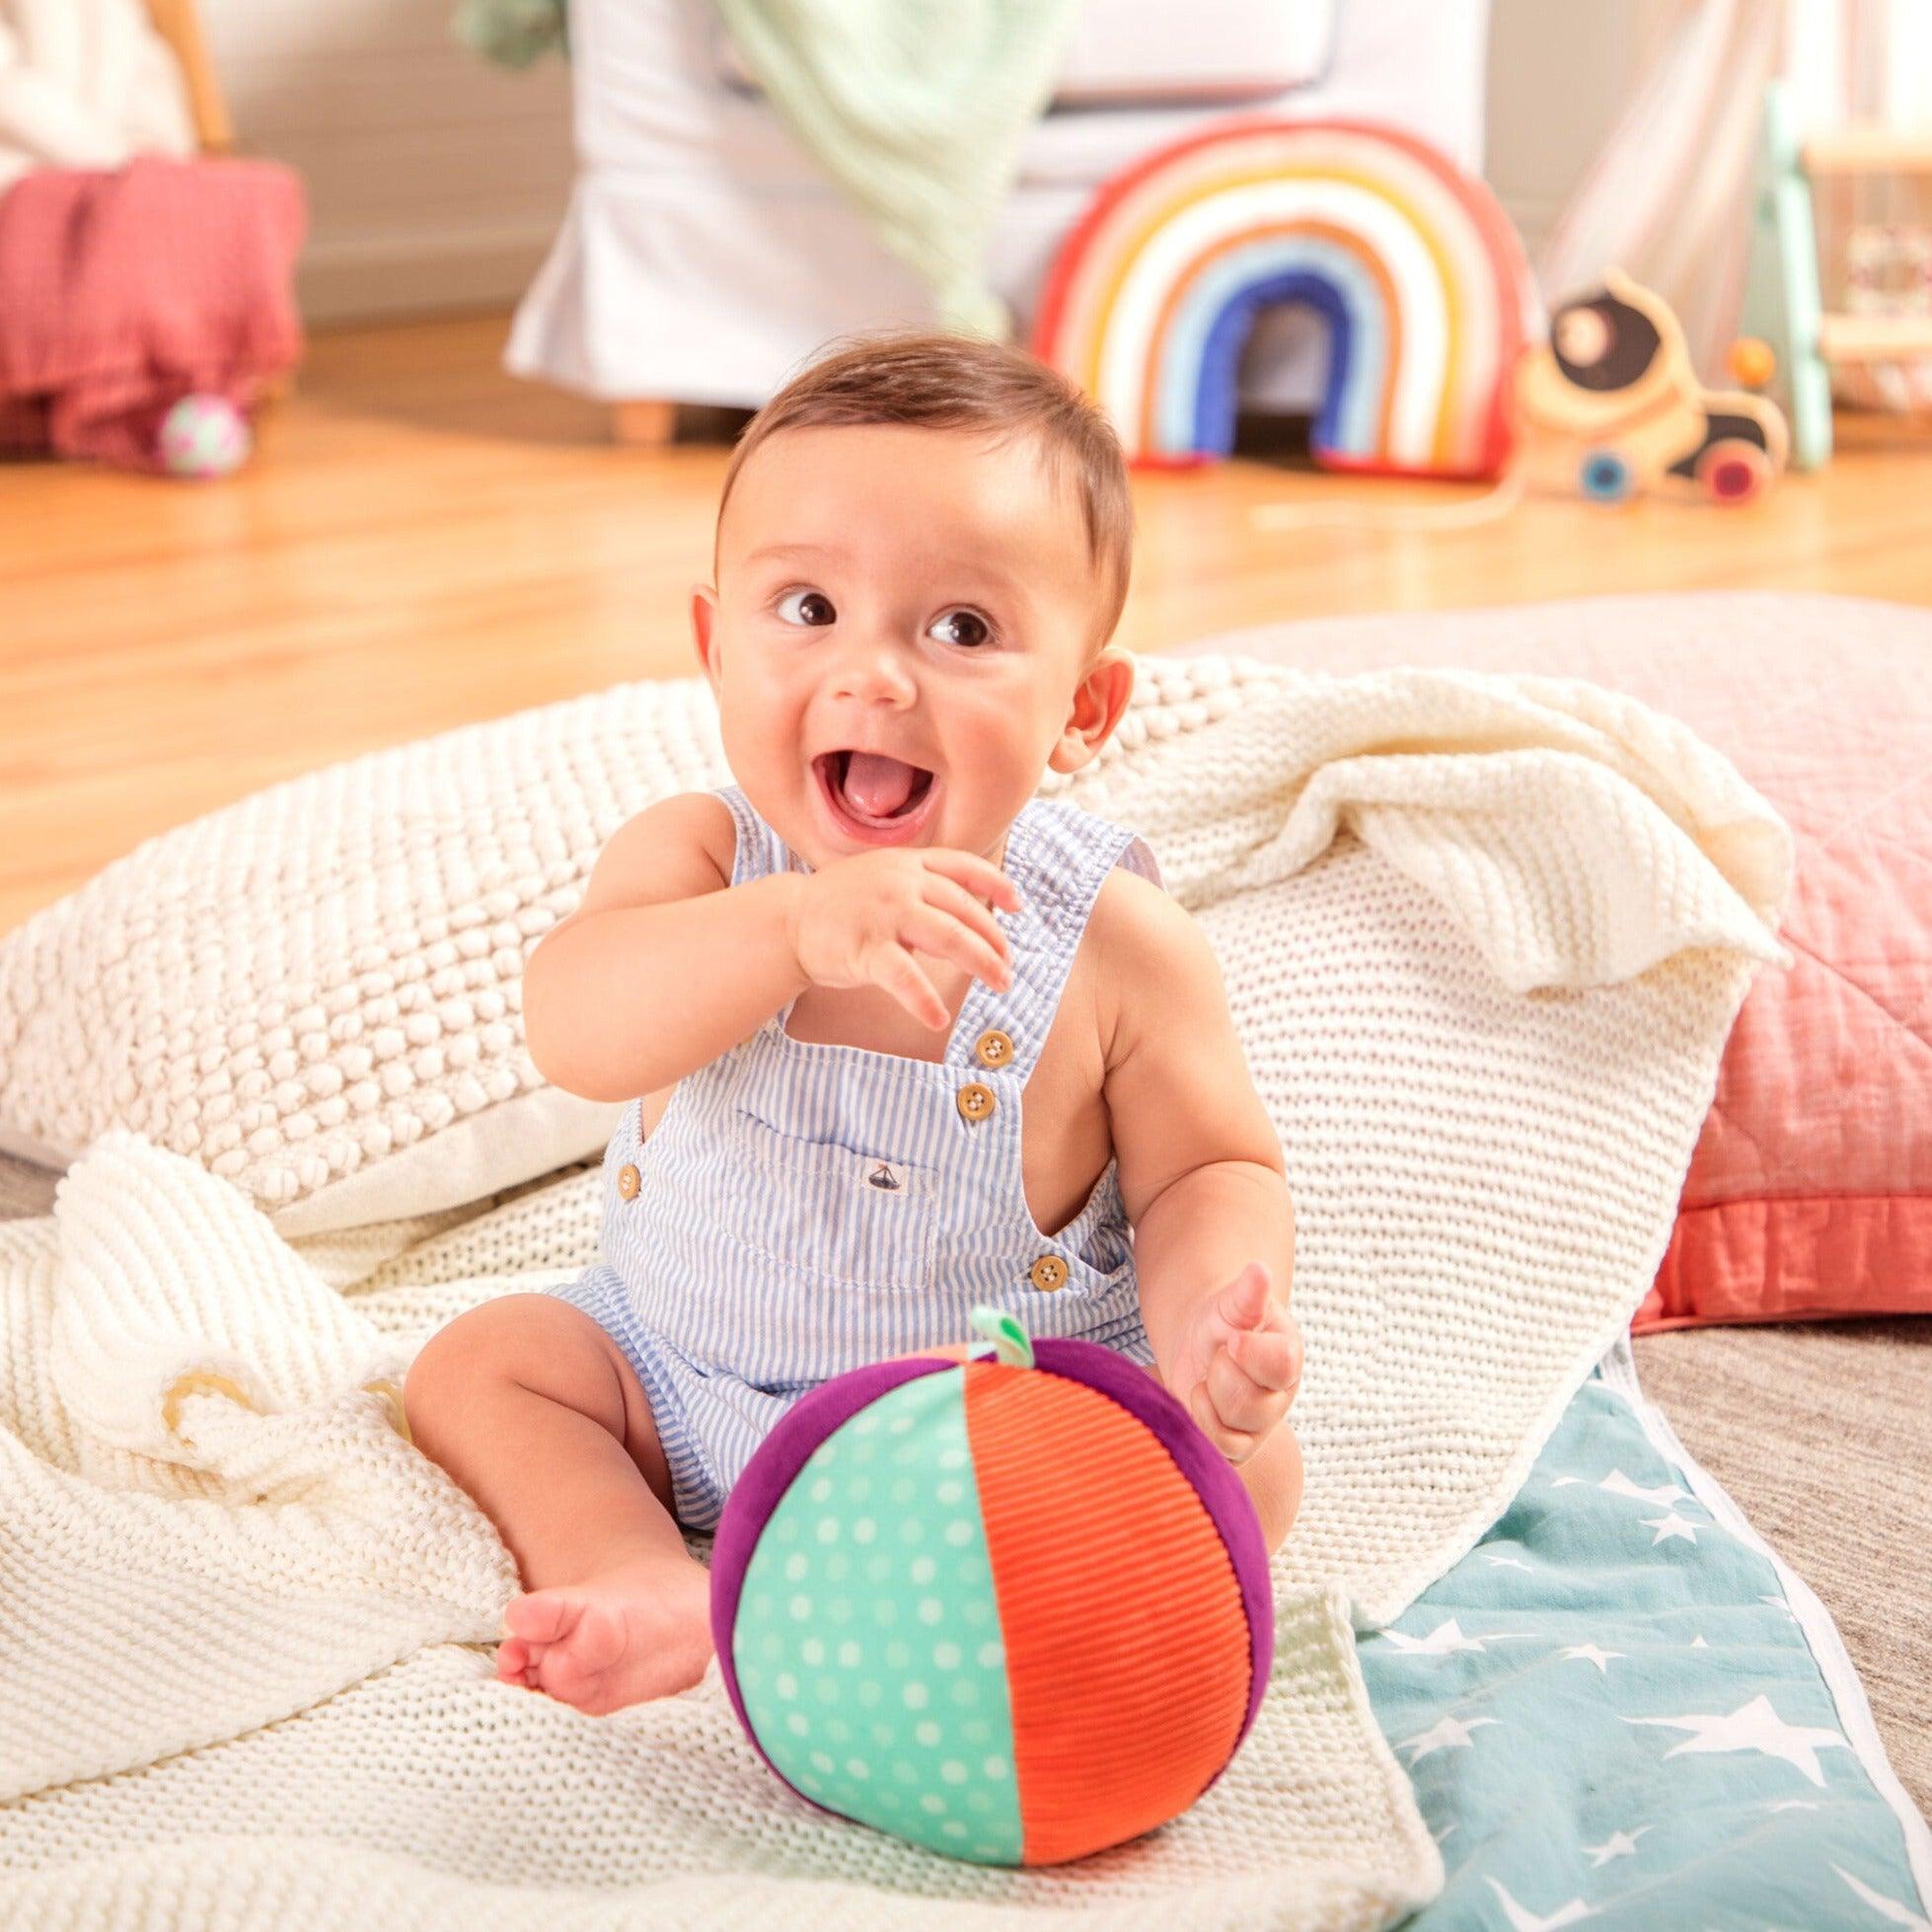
[716,330,1134,653]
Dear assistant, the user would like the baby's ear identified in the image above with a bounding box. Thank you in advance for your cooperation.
[690,583,721,684]
[1048,646,1135,774]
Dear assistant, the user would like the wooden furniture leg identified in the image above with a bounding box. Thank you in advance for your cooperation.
[143,0,234,152]
[613,401,679,447]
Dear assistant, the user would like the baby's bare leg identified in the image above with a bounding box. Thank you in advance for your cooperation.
[404,1292,712,1712]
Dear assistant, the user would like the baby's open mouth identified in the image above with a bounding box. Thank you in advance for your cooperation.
[814,750,936,832]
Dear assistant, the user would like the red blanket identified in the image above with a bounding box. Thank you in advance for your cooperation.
[0,154,306,471]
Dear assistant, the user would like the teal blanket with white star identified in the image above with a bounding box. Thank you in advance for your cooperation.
[1362,1340,1931,1930]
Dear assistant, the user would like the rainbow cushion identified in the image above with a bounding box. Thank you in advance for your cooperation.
[1033,115,1532,480]
[709,1315,1272,1866]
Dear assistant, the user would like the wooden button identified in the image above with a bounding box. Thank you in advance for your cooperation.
[617,1163,640,1200]
[974,1028,1013,1069]
[955,1081,996,1123]
[1028,1255,1069,1294]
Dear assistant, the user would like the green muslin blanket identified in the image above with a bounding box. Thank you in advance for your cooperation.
[706,0,1081,340]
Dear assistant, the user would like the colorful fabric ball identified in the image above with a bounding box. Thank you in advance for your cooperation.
[158,395,253,480]
[710,1307,1272,1867]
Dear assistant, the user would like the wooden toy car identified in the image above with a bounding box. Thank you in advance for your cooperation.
[1517,269,1789,505]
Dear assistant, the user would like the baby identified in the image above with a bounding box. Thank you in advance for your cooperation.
[405,331,1303,1715]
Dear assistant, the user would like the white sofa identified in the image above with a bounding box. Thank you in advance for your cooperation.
[506,0,1492,436]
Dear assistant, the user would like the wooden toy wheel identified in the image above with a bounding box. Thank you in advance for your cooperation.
[1579,449,1636,504]
[1696,439,1773,505]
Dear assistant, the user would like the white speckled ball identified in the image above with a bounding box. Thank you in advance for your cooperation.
[158,395,253,480]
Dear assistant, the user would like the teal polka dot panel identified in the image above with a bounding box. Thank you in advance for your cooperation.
[730,1369,1022,1865]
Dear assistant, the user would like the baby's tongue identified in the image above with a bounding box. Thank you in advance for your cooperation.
[843,751,918,818]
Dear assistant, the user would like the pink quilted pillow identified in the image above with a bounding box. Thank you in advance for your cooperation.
[1181,592,1932,1332]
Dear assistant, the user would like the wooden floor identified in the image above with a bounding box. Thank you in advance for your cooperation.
[3,310,1930,935]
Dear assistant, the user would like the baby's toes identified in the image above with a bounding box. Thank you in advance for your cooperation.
[534,1653,596,1710]
[502,1588,580,1647]
[534,1633,624,1713]
[556,1598,631,1675]
[495,1634,531,1682]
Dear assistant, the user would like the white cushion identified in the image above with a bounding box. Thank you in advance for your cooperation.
[709,1,1340,110]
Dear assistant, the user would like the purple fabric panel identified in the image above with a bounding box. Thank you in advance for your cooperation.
[709,1352,959,1790]
[1028,1337,1276,1748]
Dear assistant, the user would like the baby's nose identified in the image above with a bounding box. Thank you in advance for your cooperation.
[832,636,918,705]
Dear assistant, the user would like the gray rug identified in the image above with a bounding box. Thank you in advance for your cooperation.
[1633,1318,1932,1821]
[0,1152,54,1221]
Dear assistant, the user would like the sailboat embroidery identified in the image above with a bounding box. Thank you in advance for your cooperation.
[866,1161,904,1192]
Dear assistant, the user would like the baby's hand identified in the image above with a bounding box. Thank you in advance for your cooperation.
[785,848,1021,1031]
[1169,1262,1302,1465]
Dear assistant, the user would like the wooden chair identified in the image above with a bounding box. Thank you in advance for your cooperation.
[613,400,680,447]
[141,0,232,153]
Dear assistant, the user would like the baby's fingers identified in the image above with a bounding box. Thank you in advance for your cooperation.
[902,903,1010,993]
[1215,1261,1272,1333]
[922,847,1023,917]
[1188,1378,1262,1465]
[867,943,949,1031]
[922,873,1013,976]
[1205,1346,1289,1437]
[1229,1317,1302,1396]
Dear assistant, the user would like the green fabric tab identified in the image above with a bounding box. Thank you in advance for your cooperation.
[969,1304,1033,1370]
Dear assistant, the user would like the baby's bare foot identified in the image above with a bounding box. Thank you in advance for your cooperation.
[495,1555,713,1714]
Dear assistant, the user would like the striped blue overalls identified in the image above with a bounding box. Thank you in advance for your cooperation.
[548,783,1162,1531]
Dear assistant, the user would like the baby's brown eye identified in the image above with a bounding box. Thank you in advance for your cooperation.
[778,589,836,627]
[929,609,991,648]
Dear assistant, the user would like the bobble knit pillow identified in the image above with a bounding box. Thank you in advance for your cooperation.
[0,685,733,1235]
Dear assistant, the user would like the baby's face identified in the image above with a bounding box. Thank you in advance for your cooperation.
[692,422,1126,870]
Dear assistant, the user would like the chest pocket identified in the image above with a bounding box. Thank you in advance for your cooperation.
[720,1108,938,1293]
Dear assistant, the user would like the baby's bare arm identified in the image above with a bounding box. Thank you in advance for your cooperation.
[1096,877,1296,1394]
[524,793,1019,1104]
[523,793,808,1102]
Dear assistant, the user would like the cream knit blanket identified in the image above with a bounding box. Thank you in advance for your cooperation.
[0,659,1790,1928]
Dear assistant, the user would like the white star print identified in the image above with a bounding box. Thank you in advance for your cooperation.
[1560,1643,1624,1673]
[1625,1695,1850,1786]
[1485,1877,1595,1929]
[1382,1617,1491,1657]
[1835,1865,1932,1928]
[1641,1511,1700,1545]
[1484,1553,1534,1572]
[1550,1469,1690,1508]
[1690,1634,1709,1649]
[1600,1468,1692,1508]
[1582,1826,1649,1867]
[1397,1714,1499,1764]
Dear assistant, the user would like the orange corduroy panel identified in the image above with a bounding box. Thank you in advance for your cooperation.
[961,1359,1253,1866]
